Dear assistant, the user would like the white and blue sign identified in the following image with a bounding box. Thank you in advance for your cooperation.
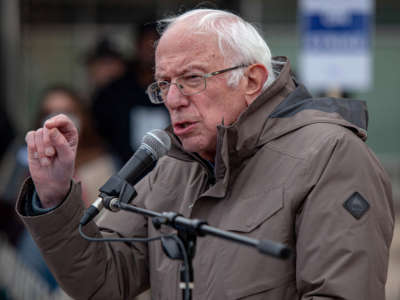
[299,0,374,91]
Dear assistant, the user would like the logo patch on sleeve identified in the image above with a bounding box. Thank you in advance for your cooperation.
[343,192,370,220]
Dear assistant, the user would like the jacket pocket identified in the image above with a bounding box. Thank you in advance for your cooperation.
[217,187,295,299]
[219,186,284,232]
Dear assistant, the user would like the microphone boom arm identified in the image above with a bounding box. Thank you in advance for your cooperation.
[112,201,291,259]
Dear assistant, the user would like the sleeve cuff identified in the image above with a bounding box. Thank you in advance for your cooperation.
[28,182,72,216]
[32,190,58,213]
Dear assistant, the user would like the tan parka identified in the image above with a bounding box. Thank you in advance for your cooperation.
[17,58,394,300]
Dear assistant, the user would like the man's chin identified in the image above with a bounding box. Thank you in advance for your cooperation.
[182,142,215,161]
[181,139,200,153]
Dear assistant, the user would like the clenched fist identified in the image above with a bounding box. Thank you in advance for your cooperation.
[25,114,78,208]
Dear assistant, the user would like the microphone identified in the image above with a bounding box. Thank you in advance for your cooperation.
[80,129,171,225]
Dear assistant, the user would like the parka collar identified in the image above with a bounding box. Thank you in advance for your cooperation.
[212,57,298,176]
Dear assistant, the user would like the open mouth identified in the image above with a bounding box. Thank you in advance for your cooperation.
[176,122,192,129]
[174,121,196,134]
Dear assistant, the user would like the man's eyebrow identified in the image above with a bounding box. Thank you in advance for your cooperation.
[154,73,164,81]
[155,64,207,80]
[181,64,206,73]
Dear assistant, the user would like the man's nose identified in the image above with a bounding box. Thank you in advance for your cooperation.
[165,83,189,109]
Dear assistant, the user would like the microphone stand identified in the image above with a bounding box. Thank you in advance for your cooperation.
[107,199,291,300]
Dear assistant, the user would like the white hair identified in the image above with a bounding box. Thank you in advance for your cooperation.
[157,9,275,91]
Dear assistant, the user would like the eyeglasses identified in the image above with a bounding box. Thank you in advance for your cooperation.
[146,64,249,104]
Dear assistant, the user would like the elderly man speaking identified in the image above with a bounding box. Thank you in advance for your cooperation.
[17,8,393,300]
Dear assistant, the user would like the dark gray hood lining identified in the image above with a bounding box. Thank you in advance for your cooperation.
[270,85,368,131]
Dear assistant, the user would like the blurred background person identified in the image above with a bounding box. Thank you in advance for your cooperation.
[83,37,127,98]
[91,22,169,167]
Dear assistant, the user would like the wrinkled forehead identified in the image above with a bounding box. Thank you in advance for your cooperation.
[155,23,225,76]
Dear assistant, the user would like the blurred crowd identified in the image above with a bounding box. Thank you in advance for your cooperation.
[0,22,168,300]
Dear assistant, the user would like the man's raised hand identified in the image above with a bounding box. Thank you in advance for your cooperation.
[25,114,78,208]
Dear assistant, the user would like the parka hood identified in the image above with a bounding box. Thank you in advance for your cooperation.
[218,57,369,161]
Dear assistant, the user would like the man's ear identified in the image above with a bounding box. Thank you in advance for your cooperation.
[243,64,268,105]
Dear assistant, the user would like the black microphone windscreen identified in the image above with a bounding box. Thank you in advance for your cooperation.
[142,129,171,159]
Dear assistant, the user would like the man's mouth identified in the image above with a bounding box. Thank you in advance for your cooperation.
[176,122,191,129]
[173,121,196,135]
